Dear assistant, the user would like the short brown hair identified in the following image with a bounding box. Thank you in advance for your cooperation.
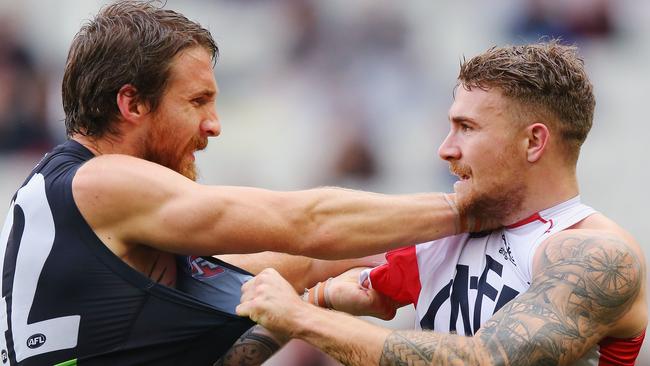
[62,0,218,137]
[458,40,595,161]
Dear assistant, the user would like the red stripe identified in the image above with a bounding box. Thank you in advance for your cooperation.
[369,246,422,306]
[506,212,547,229]
[598,330,646,366]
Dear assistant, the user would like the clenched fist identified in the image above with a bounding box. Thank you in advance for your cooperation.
[236,268,306,338]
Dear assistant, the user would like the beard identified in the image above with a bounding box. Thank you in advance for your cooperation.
[142,119,208,181]
[450,151,526,225]
[456,177,526,225]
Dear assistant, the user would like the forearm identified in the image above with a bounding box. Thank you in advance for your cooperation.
[291,305,389,365]
[147,184,463,259]
[292,190,460,259]
[237,269,492,366]
[216,252,383,291]
[214,325,286,366]
[291,305,490,366]
[303,267,400,320]
[380,331,490,366]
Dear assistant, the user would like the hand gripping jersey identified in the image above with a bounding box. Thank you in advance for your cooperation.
[362,197,645,366]
[0,140,254,365]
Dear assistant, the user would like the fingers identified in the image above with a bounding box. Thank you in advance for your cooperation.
[237,268,307,338]
[236,279,254,317]
[237,268,273,317]
[236,268,292,318]
[235,301,250,317]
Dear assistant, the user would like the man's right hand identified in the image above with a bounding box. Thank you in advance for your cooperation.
[325,268,401,320]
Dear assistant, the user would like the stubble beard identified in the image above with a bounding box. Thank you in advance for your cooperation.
[456,179,526,225]
[450,147,527,226]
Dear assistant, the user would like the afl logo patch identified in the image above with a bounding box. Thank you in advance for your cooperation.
[27,333,46,349]
[188,256,225,279]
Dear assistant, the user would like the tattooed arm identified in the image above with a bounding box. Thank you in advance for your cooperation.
[214,325,286,366]
[380,229,646,365]
[237,229,646,366]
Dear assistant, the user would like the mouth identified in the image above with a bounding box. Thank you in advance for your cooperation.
[187,138,208,162]
[196,139,208,151]
[450,165,471,182]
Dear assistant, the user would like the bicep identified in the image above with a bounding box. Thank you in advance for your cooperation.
[146,185,311,255]
[474,230,643,365]
[73,155,308,256]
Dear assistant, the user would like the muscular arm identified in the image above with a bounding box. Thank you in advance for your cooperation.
[212,256,385,366]
[216,252,384,292]
[73,154,462,260]
[380,229,645,365]
[238,229,645,366]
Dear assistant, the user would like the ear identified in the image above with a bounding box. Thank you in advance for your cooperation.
[525,123,550,163]
[116,85,150,125]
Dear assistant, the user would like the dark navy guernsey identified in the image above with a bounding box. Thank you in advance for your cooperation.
[0,140,255,365]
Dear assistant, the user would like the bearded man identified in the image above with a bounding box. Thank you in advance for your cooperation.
[0,2,496,365]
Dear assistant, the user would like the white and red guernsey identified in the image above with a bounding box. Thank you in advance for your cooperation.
[362,196,645,366]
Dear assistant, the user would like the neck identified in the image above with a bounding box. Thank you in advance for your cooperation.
[72,131,143,157]
[502,167,579,226]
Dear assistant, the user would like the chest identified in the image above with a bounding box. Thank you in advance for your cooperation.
[415,230,547,335]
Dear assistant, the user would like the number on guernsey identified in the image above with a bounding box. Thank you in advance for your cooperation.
[0,174,80,364]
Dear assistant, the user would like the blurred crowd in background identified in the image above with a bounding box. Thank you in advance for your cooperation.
[1,0,648,364]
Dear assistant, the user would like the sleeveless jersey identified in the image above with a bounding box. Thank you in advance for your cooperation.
[363,197,645,365]
[0,140,255,365]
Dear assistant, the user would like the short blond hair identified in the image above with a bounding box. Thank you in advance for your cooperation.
[459,40,595,162]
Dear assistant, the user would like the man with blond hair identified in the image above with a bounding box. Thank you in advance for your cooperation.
[238,41,647,366]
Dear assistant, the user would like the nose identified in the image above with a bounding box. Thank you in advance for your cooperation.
[201,112,221,137]
[438,132,461,161]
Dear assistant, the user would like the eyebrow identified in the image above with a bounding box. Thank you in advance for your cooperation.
[449,115,477,125]
[189,89,217,99]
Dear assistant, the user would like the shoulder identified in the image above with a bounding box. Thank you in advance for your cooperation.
[71,154,200,247]
[532,227,646,336]
[73,154,197,206]
[555,213,644,272]
[534,228,642,271]
[74,154,192,189]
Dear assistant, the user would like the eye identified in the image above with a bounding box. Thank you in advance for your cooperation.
[191,97,207,106]
[459,123,472,132]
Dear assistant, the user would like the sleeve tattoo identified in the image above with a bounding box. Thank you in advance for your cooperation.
[379,233,643,366]
[214,325,283,366]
